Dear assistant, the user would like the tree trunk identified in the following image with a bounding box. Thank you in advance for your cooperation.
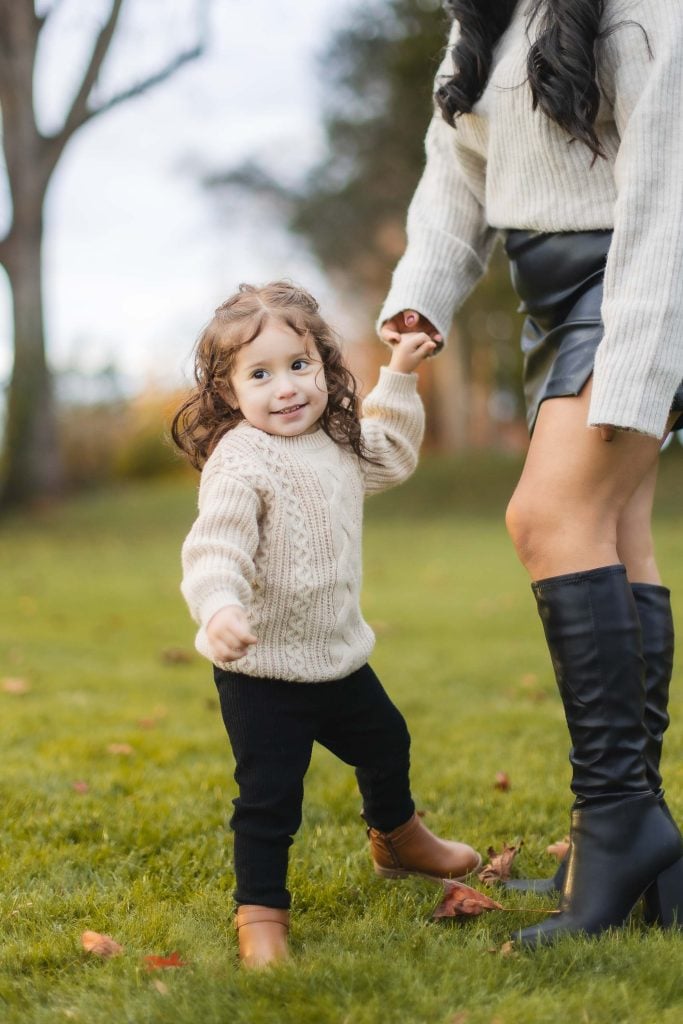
[1,225,63,508]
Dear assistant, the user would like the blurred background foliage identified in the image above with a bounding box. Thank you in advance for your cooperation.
[12,0,675,499]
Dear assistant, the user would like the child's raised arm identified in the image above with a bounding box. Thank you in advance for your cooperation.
[360,332,434,495]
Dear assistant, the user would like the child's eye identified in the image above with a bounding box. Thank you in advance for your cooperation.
[251,369,268,380]
[291,359,309,371]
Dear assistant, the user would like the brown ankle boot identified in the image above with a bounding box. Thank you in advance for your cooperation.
[368,813,481,882]
[235,905,290,969]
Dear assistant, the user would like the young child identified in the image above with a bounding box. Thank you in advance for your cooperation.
[173,281,480,969]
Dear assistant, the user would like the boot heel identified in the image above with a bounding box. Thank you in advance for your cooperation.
[646,857,683,929]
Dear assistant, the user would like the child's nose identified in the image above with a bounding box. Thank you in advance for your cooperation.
[275,375,296,398]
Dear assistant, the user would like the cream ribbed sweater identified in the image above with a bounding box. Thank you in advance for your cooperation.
[379,0,683,437]
[181,368,424,682]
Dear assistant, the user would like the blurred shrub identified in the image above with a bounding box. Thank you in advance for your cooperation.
[59,388,190,487]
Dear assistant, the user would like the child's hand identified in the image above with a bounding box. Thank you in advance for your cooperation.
[387,331,438,374]
[206,605,257,663]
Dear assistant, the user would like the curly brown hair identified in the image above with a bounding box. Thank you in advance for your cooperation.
[171,281,370,470]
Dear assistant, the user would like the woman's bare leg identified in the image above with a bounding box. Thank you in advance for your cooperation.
[505,381,668,580]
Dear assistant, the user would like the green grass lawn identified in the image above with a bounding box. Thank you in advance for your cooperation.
[1,451,682,1024]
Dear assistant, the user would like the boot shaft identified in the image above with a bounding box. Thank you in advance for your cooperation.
[533,564,649,802]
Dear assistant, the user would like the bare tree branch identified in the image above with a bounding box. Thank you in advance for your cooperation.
[45,0,204,169]
[52,0,126,146]
[83,43,202,123]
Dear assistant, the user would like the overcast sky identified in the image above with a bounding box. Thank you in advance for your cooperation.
[0,0,361,392]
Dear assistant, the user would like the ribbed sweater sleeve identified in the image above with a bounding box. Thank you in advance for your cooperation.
[180,459,260,629]
[589,1,683,437]
[377,20,498,340]
[377,113,498,341]
[361,367,425,494]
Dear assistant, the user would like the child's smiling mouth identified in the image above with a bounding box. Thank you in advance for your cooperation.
[273,404,307,415]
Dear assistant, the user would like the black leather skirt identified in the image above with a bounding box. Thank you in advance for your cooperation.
[504,229,683,433]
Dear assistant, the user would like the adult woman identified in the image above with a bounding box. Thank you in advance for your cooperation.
[379,0,683,945]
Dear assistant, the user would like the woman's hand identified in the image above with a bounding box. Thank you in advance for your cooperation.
[388,332,438,374]
[206,605,257,663]
[380,309,443,351]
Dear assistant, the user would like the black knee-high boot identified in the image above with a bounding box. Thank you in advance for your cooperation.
[516,565,683,946]
[506,581,677,903]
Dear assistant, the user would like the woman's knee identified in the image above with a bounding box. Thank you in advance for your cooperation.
[505,487,550,566]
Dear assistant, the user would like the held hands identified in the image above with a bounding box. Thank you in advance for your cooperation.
[380,309,443,351]
[388,331,438,374]
[206,605,257,663]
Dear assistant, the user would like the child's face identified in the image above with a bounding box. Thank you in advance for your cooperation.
[229,320,328,437]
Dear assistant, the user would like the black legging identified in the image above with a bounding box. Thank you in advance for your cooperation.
[214,662,415,908]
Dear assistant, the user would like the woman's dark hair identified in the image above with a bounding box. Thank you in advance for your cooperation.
[172,281,370,470]
[436,0,614,159]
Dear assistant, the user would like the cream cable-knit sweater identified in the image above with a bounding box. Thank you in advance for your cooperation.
[379,0,683,438]
[181,368,424,682]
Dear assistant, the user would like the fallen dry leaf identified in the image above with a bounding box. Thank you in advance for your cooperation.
[152,979,169,995]
[494,771,511,792]
[546,838,570,861]
[143,951,188,970]
[160,647,194,665]
[81,930,124,958]
[499,941,517,957]
[432,879,504,919]
[478,841,523,886]
[106,743,133,756]
[71,780,90,794]
[2,677,31,695]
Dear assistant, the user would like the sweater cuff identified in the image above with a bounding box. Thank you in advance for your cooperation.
[198,592,245,629]
[375,365,420,396]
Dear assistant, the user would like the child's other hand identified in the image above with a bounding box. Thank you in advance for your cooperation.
[387,331,438,374]
[206,605,257,663]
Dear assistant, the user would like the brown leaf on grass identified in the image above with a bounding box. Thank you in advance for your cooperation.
[499,941,517,957]
[81,930,124,957]
[106,743,133,756]
[494,771,511,791]
[71,780,90,794]
[432,879,504,919]
[152,979,169,995]
[143,951,188,970]
[160,647,194,665]
[477,841,523,886]
[546,838,570,861]
[2,677,31,695]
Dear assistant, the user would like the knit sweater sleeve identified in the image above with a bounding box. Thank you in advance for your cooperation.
[180,454,260,629]
[360,366,425,494]
[376,26,498,340]
[589,1,683,437]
